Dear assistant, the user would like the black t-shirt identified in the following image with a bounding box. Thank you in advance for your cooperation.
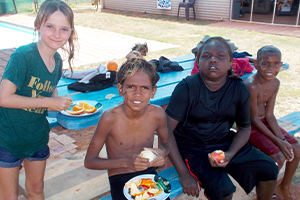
[166,73,250,156]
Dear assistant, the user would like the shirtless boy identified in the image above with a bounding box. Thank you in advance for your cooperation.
[84,58,170,200]
[244,45,300,200]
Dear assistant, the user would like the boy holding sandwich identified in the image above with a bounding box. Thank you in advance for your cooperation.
[84,58,170,199]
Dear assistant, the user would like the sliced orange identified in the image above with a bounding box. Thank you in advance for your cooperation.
[73,101,85,111]
[65,109,85,115]
[83,103,97,113]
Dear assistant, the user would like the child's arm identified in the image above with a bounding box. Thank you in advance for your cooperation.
[166,114,201,197]
[145,107,171,168]
[264,84,294,159]
[0,79,72,111]
[84,110,149,172]
[248,83,293,159]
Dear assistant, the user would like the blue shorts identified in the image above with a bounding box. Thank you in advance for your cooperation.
[0,145,50,168]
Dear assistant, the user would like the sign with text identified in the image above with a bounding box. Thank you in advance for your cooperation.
[157,0,171,10]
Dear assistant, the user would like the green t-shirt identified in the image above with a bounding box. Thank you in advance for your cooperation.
[0,43,62,158]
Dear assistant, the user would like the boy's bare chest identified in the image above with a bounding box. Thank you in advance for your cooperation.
[111,118,156,142]
[257,86,275,102]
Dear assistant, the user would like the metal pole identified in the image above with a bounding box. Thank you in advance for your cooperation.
[271,0,277,24]
[230,0,233,20]
[250,0,255,22]
[296,2,300,26]
[13,0,17,13]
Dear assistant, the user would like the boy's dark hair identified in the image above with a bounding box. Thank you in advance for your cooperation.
[195,36,241,80]
[132,43,148,56]
[117,58,160,87]
[257,45,281,61]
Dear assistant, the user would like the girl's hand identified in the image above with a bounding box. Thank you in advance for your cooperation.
[127,154,149,172]
[278,140,294,162]
[48,96,72,111]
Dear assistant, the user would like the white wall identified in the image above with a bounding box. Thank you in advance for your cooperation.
[102,0,231,21]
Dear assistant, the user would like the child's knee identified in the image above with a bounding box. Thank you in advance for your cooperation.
[292,143,300,159]
[271,152,285,166]
[204,177,236,200]
[25,180,44,194]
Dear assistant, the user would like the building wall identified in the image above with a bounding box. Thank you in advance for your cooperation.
[102,0,232,21]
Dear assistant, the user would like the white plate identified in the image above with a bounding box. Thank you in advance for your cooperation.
[60,100,103,117]
[123,174,171,200]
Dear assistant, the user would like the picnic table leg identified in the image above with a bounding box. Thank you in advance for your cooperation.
[19,184,28,198]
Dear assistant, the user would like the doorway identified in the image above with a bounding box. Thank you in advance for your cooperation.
[231,0,300,27]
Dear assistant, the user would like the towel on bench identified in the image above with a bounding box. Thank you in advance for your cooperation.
[67,71,116,92]
[150,56,184,73]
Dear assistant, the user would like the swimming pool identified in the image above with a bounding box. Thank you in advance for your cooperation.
[0,21,38,50]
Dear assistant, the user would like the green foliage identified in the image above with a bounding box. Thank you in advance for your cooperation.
[13,0,90,13]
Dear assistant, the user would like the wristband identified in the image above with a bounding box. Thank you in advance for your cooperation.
[282,137,286,141]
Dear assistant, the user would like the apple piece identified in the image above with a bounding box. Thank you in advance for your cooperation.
[211,150,225,163]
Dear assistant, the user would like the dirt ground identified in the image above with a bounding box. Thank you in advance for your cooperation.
[51,125,97,152]
[50,125,300,200]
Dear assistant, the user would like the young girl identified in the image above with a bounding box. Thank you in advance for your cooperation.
[166,37,278,200]
[0,1,77,199]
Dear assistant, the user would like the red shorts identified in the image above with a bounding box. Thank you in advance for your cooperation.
[249,118,298,155]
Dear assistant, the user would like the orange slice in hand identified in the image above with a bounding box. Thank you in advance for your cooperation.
[83,103,97,113]
[73,101,85,111]
[65,109,85,115]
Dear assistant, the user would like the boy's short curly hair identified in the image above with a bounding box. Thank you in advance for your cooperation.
[117,58,160,87]
[257,45,281,61]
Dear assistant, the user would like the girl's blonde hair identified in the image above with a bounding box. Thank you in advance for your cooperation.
[34,0,78,71]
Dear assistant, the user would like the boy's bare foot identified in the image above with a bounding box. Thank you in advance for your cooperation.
[276,184,293,200]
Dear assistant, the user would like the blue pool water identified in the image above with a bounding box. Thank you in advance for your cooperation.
[0,21,38,50]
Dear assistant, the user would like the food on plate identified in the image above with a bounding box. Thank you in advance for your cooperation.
[140,150,157,162]
[107,61,118,71]
[83,102,97,113]
[210,150,225,163]
[65,109,85,115]
[125,178,141,188]
[127,178,163,199]
[73,101,85,111]
[65,101,98,115]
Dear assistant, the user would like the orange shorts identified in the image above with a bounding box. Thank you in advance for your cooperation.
[249,118,298,155]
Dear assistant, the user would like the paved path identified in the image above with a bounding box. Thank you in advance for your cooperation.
[208,20,300,38]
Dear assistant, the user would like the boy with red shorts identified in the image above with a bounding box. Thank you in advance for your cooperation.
[244,45,300,200]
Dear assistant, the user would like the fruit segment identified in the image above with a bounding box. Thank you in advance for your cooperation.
[83,103,97,113]
[210,150,225,163]
[66,101,98,115]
